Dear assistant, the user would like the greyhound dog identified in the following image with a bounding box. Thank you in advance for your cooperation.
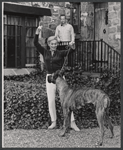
[48,70,114,146]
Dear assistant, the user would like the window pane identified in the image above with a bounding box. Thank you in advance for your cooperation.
[25,24,37,64]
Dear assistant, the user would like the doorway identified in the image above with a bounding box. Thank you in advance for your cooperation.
[93,2,109,71]
[94,2,108,41]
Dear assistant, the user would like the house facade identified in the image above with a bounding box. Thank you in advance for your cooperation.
[3,2,121,69]
[80,2,121,54]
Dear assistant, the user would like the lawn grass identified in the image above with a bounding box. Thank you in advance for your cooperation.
[3,125,120,148]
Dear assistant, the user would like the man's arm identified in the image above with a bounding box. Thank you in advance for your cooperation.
[55,26,60,42]
[70,25,75,44]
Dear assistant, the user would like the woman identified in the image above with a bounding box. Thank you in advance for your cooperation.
[34,26,80,131]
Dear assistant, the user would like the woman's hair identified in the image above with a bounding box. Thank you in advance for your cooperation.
[47,36,58,45]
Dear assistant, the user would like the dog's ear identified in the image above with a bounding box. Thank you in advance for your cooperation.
[60,69,65,76]
[55,70,64,78]
[56,70,60,76]
[53,70,60,79]
[58,73,63,78]
[52,73,55,76]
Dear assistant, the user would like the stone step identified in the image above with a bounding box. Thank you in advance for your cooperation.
[82,72,100,78]
[4,68,100,78]
[4,68,36,76]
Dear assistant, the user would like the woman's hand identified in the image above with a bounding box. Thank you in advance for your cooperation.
[35,26,43,35]
[69,42,75,50]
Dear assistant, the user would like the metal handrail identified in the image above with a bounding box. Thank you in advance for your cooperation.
[57,40,121,74]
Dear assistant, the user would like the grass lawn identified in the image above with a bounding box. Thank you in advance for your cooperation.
[3,125,120,148]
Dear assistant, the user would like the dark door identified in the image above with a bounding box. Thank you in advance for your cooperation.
[94,2,108,41]
[94,3,109,72]
[70,2,81,35]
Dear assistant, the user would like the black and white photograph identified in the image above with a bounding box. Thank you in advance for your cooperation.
[2,1,121,148]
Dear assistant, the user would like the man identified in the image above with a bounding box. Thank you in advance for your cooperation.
[55,14,80,131]
[55,14,75,66]
[55,14,75,45]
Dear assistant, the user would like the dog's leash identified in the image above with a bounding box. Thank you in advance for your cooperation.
[60,45,72,73]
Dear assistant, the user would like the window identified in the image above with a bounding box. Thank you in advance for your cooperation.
[4,15,21,68]
[3,15,38,68]
[25,17,38,66]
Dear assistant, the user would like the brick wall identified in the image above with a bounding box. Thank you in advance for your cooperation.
[39,4,70,34]
[6,2,121,53]
[13,2,69,38]
[11,2,70,47]
[80,2,121,52]
[38,3,70,46]
[108,2,121,53]
[40,6,65,32]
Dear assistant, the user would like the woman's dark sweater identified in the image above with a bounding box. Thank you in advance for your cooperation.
[34,34,74,74]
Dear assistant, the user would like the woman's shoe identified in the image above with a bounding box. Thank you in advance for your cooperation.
[71,121,80,131]
[48,121,56,129]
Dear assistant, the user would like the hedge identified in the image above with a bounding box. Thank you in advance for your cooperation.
[4,66,121,130]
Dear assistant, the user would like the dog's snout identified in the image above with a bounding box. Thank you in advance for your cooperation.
[47,75,56,84]
[47,75,52,83]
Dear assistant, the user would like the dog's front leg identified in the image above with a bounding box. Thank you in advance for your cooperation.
[59,108,71,137]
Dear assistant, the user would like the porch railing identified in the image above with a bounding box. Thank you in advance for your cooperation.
[58,39,121,74]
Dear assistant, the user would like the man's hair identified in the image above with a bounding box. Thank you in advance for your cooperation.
[60,14,66,19]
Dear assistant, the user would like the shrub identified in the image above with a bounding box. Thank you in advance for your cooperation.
[4,69,46,82]
[4,66,121,130]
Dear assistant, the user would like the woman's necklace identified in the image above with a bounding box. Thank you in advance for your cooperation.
[51,50,54,56]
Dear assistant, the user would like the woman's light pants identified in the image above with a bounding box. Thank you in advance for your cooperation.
[46,74,75,122]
